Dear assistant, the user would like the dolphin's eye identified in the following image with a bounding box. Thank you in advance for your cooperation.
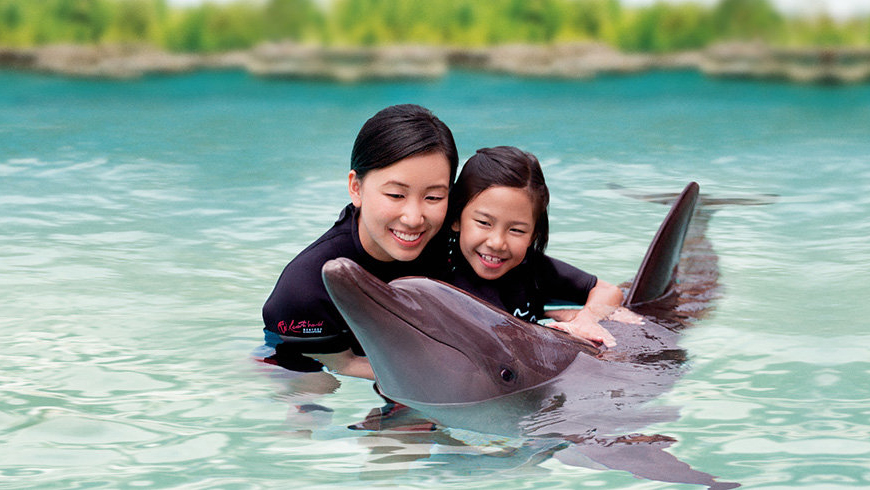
[499,367,516,382]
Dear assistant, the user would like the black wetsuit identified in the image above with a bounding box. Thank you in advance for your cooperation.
[261,204,441,372]
[446,250,598,324]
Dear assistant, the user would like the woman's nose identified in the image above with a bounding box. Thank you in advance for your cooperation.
[400,200,424,226]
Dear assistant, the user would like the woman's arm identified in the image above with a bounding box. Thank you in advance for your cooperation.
[303,349,375,380]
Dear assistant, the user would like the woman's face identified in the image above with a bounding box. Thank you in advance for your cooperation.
[349,152,451,262]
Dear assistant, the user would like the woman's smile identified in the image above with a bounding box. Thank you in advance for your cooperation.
[391,228,424,245]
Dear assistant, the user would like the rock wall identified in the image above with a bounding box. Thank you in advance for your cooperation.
[2,42,869,84]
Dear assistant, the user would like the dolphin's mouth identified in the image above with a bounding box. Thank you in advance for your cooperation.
[323,259,500,404]
[353,275,476,363]
[322,257,477,366]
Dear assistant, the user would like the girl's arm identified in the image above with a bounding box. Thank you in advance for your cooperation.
[545,279,623,347]
[534,254,624,347]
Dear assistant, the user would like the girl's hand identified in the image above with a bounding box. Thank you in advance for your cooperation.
[545,307,617,348]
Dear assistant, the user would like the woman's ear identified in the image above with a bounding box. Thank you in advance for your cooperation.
[348,170,362,207]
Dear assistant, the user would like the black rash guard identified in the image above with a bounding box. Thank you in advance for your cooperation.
[446,250,598,324]
[262,203,441,372]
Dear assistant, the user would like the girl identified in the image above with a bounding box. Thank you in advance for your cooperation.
[262,104,458,378]
[446,146,621,346]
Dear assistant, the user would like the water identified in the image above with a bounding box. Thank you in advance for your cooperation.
[1,68,869,488]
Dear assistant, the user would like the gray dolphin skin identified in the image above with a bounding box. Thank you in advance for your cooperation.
[322,182,742,489]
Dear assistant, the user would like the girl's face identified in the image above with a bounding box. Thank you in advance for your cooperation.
[349,152,451,262]
[451,185,535,280]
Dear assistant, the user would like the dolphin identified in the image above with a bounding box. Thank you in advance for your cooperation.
[322,182,740,488]
[322,183,699,410]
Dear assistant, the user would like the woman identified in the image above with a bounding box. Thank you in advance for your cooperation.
[262,104,458,379]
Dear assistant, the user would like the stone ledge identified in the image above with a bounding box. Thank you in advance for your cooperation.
[2,42,869,84]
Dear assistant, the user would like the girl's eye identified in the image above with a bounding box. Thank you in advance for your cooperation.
[475,220,490,227]
[510,228,528,235]
[385,193,404,199]
[425,195,445,202]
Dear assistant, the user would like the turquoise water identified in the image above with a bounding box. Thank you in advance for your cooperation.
[1,69,869,488]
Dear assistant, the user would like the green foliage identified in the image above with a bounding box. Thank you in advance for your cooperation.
[565,0,621,44]
[36,0,113,43]
[0,0,867,52]
[712,0,784,41]
[103,0,166,44]
[0,0,28,45]
[263,0,325,42]
[163,2,263,52]
[783,15,870,47]
[618,2,714,52]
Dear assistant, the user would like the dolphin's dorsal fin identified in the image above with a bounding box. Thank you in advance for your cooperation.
[624,182,700,307]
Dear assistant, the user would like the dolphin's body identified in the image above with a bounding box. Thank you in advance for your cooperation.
[322,182,741,488]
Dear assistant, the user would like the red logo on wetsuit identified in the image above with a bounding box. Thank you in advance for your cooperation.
[277,319,324,335]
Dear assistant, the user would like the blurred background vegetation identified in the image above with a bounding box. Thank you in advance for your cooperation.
[1,0,868,53]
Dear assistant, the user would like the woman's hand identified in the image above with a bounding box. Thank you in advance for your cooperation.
[302,349,375,380]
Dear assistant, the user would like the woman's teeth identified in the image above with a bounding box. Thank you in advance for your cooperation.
[393,230,422,242]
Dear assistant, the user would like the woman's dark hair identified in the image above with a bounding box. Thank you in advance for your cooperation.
[448,146,550,253]
[350,104,458,184]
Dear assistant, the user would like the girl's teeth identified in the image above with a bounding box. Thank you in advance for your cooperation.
[480,253,504,264]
